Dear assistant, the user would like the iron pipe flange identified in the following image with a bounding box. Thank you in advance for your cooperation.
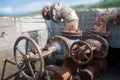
[61,29,82,38]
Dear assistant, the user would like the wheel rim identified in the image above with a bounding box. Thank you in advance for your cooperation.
[14,35,44,79]
[70,41,93,65]
[82,34,109,58]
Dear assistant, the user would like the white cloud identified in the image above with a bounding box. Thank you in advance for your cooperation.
[0,1,51,15]
[14,1,51,14]
[0,6,13,14]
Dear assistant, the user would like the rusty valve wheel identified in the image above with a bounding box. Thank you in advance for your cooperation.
[14,36,44,80]
[82,34,109,58]
[70,41,93,65]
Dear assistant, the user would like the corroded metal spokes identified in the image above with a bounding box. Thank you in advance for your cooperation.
[14,36,44,80]
[70,41,93,65]
[82,34,109,58]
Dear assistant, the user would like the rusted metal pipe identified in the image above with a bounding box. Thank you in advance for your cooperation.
[42,3,82,33]
[79,58,107,80]
[53,66,72,80]
[53,57,78,80]
[91,8,120,35]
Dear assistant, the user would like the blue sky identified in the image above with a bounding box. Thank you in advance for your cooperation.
[0,0,101,15]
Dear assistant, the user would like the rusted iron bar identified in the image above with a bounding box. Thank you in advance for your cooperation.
[2,71,20,80]
[1,59,20,80]
[4,59,16,65]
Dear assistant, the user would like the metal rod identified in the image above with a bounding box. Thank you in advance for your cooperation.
[1,59,19,80]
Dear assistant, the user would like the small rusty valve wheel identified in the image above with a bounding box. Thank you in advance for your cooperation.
[82,34,109,58]
[70,41,93,65]
[14,36,44,80]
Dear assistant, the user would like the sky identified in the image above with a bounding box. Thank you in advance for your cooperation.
[0,0,101,15]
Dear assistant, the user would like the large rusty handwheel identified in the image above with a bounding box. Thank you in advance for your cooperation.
[46,35,70,60]
[70,41,93,65]
[14,35,44,80]
[82,34,109,58]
